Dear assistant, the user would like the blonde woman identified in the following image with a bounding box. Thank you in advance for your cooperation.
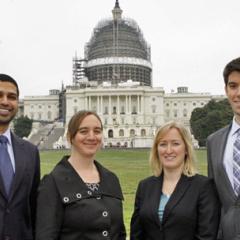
[130,121,220,240]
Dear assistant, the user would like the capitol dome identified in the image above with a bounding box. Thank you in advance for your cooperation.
[77,0,152,86]
[85,17,150,61]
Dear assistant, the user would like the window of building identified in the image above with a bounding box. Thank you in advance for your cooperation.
[132,105,137,114]
[108,129,113,138]
[113,118,117,125]
[104,106,108,114]
[174,110,177,118]
[120,106,125,114]
[141,129,146,136]
[47,111,51,120]
[130,129,135,137]
[119,129,124,137]
[113,106,117,114]
[183,109,187,117]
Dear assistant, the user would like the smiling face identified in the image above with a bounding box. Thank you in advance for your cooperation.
[0,81,18,132]
[157,128,186,173]
[71,114,103,158]
[225,71,240,123]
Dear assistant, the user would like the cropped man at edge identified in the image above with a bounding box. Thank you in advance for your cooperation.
[0,74,40,240]
[207,57,240,240]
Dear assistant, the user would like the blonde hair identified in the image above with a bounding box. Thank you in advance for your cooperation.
[149,121,197,177]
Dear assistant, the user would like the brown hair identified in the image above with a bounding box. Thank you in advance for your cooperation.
[67,110,103,144]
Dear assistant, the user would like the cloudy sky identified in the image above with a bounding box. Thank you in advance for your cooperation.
[0,0,240,98]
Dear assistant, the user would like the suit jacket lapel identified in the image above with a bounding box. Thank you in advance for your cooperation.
[150,175,163,228]
[162,174,191,224]
[217,125,236,198]
[0,171,7,200]
[8,133,27,201]
[0,133,26,201]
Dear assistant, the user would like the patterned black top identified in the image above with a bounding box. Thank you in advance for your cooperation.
[85,182,100,192]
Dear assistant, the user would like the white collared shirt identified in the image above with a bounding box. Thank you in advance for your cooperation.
[1,128,16,172]
[223,118,240,189]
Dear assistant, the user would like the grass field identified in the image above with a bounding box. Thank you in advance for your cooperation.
[40,148,207,234]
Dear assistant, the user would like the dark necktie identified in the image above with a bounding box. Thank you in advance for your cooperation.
[233,130,240,196]
[0,135,14,196]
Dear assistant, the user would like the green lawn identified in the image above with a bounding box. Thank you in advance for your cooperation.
[40,148,207,235]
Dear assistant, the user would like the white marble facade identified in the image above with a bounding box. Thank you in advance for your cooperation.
[23,85,225,148]
[24,93,59,122]
[65,85,165,148]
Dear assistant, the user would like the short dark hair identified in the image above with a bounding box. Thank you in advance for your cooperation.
[223,57,240,86]
[67,110,103,144]
[0,74,19,97]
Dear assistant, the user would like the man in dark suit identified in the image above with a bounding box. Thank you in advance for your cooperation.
[0,74,40,240]
[207,57,240,240]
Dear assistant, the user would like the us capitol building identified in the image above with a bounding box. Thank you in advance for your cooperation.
[22,1,224,149]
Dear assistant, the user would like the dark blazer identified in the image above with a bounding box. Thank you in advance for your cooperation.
[0,132,41,240]
[130,174,220,240]
[36,156,126,240]
[207,124,240,240]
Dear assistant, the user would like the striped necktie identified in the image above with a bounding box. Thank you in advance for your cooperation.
[0,135,14,196]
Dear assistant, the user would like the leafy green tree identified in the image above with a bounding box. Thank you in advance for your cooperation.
[190,99,233,146]
[14,116,33,138]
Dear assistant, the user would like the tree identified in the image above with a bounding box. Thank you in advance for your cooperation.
[190,99,233,146]
[13,116,33,138]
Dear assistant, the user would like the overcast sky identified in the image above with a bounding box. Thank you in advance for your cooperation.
[0,0,240,98]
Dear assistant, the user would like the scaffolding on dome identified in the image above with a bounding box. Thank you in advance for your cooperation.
[84,17,151,61]
[72,54,87,85]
